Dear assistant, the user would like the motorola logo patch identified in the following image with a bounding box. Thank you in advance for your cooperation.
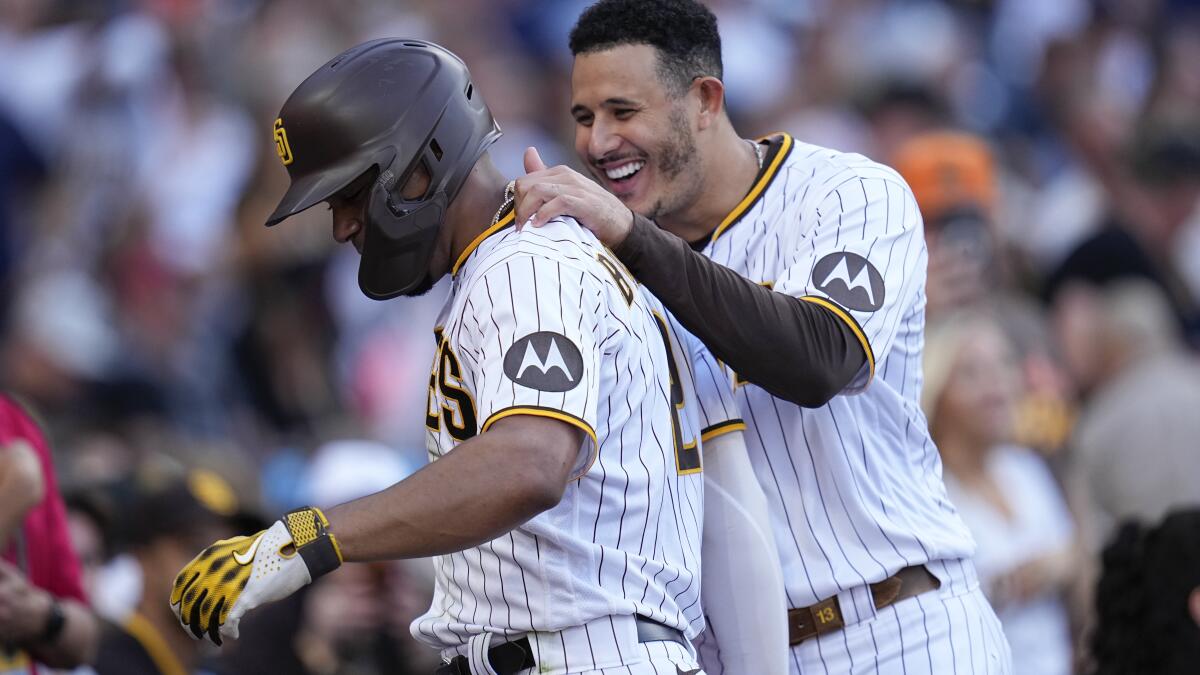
[503,331,584,392]
[812,252,885,312]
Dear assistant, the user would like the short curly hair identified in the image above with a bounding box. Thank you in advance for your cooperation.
[1090,509,1200,674]
[569,0,723,95]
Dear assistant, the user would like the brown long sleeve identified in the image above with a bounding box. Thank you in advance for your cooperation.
[613,213,866,408]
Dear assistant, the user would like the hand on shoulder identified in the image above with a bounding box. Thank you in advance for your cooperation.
[514,147,633,247]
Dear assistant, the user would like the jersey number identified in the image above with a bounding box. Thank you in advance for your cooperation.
[426,337,478,442]
[650,313,701,474]
[597,253,635,306]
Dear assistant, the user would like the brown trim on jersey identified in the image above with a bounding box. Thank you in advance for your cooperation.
[800,296,876,385]
[707,132,794,245]
[700,419,747,443]
[481,405,599,479]
[452,210,516,276]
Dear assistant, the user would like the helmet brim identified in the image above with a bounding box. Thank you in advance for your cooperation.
[265,144,395,228]
[265,170,348,227]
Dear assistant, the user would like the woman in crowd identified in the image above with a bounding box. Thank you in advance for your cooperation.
[924,312,1078,675]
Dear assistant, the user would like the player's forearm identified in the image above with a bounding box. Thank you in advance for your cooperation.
[614,214,864,406]
[701,432,789,674]
[326,422,579,561]
[24,598,99,668]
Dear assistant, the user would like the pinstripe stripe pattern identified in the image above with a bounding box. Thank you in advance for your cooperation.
[697,135,996,672]
[414,216,737,658]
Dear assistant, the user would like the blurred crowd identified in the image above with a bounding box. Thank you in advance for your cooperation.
[0,0,1198,673]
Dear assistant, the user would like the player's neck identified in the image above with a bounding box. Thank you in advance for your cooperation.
[656,125,761,244]
[445,156,511,268]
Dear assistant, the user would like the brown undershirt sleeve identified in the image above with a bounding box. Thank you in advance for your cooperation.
[613,213,867,408]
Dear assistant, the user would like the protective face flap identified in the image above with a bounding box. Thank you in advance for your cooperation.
[357,181,446,300]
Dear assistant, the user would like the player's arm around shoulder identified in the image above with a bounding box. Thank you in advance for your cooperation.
[699,427,789,674]
[773,157,927,393]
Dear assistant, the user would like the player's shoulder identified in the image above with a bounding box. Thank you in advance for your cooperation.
[781,135,911,194]
[457,216,614,296]
[470,217,603,272]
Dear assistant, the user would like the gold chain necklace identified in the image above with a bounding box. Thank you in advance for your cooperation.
[491,180,516,226]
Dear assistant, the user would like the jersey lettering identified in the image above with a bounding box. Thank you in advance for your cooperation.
[425,338,477,442]
[597,252,635,306]
[651,312,701,474]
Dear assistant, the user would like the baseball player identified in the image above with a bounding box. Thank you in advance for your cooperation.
[514,1,1014,673]
[168,38,785,674]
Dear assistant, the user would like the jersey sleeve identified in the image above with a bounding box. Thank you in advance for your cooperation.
[458,254,603,479]
[773,172,926,391]
[681,325,744,443]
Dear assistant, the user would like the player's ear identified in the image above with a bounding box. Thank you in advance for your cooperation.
[694,76,726,131]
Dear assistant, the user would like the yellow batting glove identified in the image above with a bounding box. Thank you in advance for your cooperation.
[169,506,343,645]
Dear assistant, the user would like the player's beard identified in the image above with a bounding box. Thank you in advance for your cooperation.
[643,106,702,222]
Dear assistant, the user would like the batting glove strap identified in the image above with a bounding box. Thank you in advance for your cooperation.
[282,506,343,579]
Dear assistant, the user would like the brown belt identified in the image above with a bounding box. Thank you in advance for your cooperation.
[788,565,940,646]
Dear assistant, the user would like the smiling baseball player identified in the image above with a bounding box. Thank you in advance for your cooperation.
[513,1,1014,673]
[168,38,784,675]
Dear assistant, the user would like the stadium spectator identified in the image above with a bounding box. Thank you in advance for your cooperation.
[92,467,240,675]
[1090,508,1200,675]
[0,395,99,673]
[924,312,1077,675]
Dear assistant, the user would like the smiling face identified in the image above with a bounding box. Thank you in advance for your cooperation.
[571,44,704,221]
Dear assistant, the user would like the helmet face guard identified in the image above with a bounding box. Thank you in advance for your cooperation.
[265,38,501,300]
[358,169,446,299]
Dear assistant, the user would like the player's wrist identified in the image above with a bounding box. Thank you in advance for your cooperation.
[610,207,634,246]
[282,506,343,579]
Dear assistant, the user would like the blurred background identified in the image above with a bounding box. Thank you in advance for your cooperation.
[0,0,1197,673]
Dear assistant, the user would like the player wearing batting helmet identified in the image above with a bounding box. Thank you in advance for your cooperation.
[514,1,1014,673]
[169,38,782,674]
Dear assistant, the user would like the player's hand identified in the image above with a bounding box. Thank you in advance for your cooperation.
[170,507,342,645]
[514,147,634,247]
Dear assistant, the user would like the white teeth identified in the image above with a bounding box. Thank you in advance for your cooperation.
[605,161,644,180]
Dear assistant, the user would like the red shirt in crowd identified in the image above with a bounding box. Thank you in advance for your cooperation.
[0,395,86,674]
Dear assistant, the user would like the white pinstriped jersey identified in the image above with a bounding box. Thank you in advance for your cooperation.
[412,210,742,653]
[701,133,976,610]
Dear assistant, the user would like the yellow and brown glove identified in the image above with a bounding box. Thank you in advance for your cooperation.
[169,506,342,645]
